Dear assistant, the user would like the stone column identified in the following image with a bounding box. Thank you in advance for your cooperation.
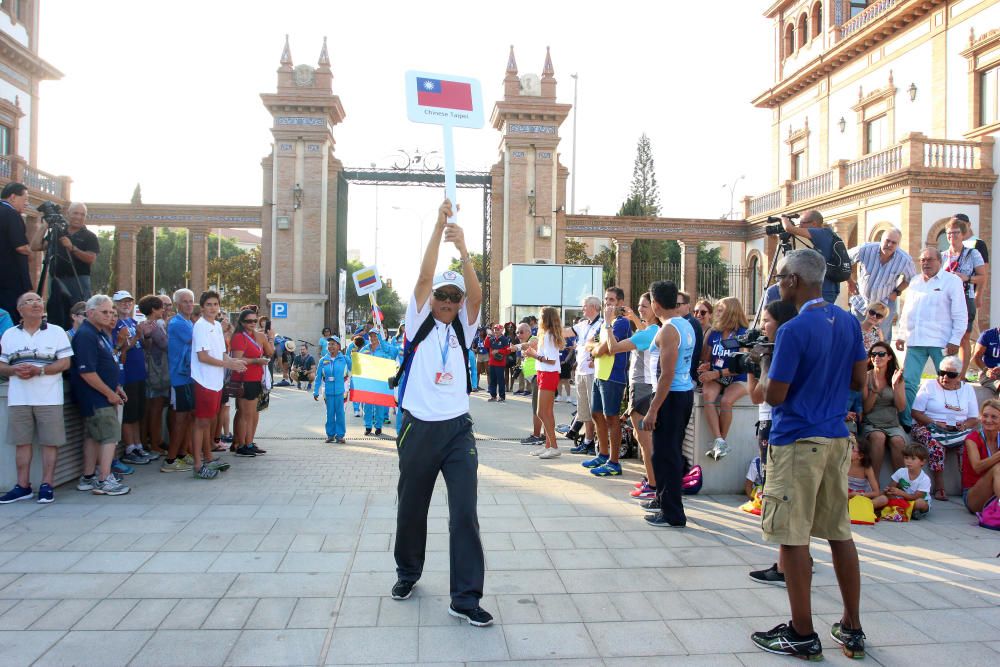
[115,224,138,296]
[189,225,209,297]
[614,238,634,306]
[680,240,699,298]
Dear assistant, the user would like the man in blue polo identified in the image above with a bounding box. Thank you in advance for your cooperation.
[161,288,196,473]
[582,286,631,477]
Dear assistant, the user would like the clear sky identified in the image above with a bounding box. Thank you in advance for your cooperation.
[36,0,775,298]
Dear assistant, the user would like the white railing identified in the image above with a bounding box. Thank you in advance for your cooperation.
[23,165,63,199]
[0,156,10,179]
[790,170,834,203]
[846,145,903,185]
[748,189,782,216]
[841,0,901,39]
[924,140,978,170]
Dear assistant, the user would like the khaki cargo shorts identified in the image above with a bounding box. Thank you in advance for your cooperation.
[761,436,852,546]
[7,405,66,446]
[575,373,595,422]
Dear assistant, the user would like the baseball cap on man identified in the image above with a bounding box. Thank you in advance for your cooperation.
[432,270,466,294]
[327,335,342,347]
[112,290,134,301]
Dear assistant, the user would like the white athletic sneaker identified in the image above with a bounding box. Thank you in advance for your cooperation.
[539,448,562,459]
[709,437,730,460]
[529,446,547,456]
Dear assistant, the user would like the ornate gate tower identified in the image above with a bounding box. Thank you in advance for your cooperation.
[488,47,571,318]
[260,36,345,343]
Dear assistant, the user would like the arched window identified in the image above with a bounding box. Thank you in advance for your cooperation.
[785,23,795,57]
[748,255,761,310]
[812,2,823,37]
[798,14,808,47]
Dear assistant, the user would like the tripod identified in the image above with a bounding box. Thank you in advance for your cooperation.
[36,223,83,329]
[748,232,796,331]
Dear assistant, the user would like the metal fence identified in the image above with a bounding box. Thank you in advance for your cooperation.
[631,261,759,312]
[630,262,681,299]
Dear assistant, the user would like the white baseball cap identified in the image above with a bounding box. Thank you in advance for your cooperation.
[112,290,134,302]
[432,270,466,294]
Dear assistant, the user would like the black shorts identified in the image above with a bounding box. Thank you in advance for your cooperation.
[172,383,195,413]
[559,362,572,380]
[122,381,146,424]
[242,381,263,401]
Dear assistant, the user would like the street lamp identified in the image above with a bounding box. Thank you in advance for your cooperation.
[722,175,745,220]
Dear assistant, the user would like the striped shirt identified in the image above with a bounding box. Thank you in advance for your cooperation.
[0,322,73,406]
[848,243,917,306]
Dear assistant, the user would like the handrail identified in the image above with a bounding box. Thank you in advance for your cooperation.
[846,145,903,185]
[790,170,834,203]
[748,189,782,217]
[840,0,901,40]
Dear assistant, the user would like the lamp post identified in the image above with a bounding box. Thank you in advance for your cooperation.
[570,73,579,215]
[722,175,745,220]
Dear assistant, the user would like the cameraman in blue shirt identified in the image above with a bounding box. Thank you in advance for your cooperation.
[781,209,841,304]
[750,249,868,661]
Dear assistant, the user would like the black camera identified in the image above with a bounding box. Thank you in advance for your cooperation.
[764,212,799,236]
[719,328,772,378]
[37,200,69,237]
[387,374,399,390]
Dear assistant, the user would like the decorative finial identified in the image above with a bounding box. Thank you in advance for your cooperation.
[542,46,554,77]
[506,45,517,74]
[318,36,330,67]
[888,69,894,88]
[280,34,292,66]
[970,26,976,46]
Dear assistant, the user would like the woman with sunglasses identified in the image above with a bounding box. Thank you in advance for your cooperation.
[692,300,713,335]
[230,308,275,457]
[860,302,888,351]
[910,355,980,501]
[860,341,906,477]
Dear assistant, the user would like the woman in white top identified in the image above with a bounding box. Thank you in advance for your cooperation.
[522,307,565,459]
[910,355,980,501]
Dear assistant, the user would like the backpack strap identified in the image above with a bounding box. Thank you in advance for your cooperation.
[451,316,473,395]
[393,314,437,403]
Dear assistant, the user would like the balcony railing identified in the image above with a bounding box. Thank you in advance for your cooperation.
[0,155,70,201]
[840,0,902,39]
[790,170,834,203]
[745,133,993,219]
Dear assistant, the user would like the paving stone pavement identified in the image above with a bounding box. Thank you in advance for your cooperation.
[0,385,999,665]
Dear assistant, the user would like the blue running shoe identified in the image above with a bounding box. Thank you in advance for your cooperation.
[591,461,622,476]
[581,454,608,469]
[0,484,33,504]
[111,459,135,476]
[569,442,589,454]
[36,483,54,504]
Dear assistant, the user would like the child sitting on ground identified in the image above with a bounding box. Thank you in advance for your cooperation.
[879,443,932,518]
[847,437,887,511]
[745,455,763,500]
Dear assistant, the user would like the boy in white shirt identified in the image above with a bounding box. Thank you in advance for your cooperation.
[879,443,932,517]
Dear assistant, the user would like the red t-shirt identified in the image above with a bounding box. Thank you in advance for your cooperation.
[484,335,512,367]
[961,430,999,490]
[230,331,265,382]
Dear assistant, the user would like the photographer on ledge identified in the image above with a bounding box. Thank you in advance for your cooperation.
[749,248,869,661]
[780,209,840,305]
[30,202,99,314]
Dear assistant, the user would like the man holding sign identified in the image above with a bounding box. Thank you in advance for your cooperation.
[390,199,490,627]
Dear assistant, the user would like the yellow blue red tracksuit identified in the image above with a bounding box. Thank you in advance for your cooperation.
[361,332,400,430]
[314,352,351,439]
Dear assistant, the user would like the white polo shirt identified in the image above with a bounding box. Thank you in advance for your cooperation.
[572,316,603,376]
[190,318,226,391]
[401,293,480,421]
[0,322,73,406]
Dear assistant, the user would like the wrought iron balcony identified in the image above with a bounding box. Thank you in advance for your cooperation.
[745,133,994,219]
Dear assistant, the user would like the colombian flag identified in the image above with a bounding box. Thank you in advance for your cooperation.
[349,352,397,407]
[357,268,378,289]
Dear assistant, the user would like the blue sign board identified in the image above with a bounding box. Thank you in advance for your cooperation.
[271,302,288,319]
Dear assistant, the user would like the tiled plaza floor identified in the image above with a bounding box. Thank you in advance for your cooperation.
[0,385,999,666]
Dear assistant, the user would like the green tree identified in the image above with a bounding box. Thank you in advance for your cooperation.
[208,247,261,313]
[91,230,115,295]
[447,252,484,283]
[629,133,660,216]
[564,238,592,265]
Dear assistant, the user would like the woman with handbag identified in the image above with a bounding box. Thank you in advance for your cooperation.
[230,309,275,457]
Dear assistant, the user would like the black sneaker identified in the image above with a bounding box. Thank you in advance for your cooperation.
[831,622,866,659]
[751,622,822,661]
[375,428,382,436]
[364,428,372,436]
[391,579,416,600]
[644,512,684,528]
[448,603,494,627]
[234,445,256,457]
[249,444,266,454]
[640,498,661,513]
[749,563,786,587]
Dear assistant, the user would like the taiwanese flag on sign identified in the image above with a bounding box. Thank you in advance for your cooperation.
[417,77,473,111]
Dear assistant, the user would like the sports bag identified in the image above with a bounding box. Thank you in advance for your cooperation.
[681,465,702,495]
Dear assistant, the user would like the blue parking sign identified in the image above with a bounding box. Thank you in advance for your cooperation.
[271,302,288,319]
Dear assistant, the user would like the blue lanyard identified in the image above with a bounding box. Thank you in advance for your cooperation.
[97,329,118,363]
[799,297,826,313]
[437,324,451,369]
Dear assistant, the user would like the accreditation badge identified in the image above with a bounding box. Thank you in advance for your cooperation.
[434,371,454,385]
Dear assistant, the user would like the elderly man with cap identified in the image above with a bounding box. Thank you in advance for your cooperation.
[390,200,491,627]
[314,335,352,443]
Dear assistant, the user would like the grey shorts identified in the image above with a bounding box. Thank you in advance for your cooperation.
[861,423,907,441]
[7,405,66,446]
[627,383,653,416]
[85,407,121,445]
[575,373,595,422]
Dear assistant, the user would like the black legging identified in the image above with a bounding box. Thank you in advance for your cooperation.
[652,390,694,525]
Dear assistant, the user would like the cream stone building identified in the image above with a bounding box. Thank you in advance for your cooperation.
[746,0,1000,324]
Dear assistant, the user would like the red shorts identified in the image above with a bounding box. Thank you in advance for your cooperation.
[536,371,559,392]
[193,383,222,419]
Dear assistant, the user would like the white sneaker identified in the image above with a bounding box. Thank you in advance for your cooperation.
[709,438,730,460]
[529,446,547,456]
[539,448,562,459]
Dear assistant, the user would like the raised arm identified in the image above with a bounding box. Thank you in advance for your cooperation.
[414,200,453,308]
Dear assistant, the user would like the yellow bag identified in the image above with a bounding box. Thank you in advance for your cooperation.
[741,487,763,516]
[849,495,876,525]
[879,498,915,523]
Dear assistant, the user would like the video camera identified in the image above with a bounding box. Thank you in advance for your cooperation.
[37,200,69,237]
[719,328,772,379]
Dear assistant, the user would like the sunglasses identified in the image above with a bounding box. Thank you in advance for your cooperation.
[938,370,961,379]
[869,351,888,358]
[244,319,258,324]
[433,289,462,303]
[694,310,709,316]
[867,310,885,319]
